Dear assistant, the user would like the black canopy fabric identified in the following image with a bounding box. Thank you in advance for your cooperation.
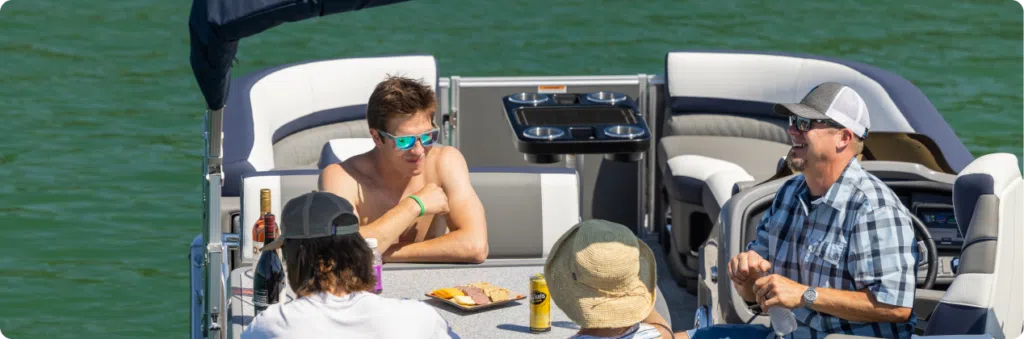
[188,0,410,110]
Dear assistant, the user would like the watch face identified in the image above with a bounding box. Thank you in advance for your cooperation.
[803,288,817,303]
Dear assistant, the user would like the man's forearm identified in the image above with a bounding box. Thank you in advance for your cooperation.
[383,229,487,263]
[359,198,421,252]
[810,288,912,323]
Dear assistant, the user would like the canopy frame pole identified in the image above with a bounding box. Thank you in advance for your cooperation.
[202,108,227,339]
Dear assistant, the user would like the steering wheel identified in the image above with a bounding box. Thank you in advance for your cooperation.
[910,214,937,290]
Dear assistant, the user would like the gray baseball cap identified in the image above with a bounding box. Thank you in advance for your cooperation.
[774,82,871,139]
[261,191,360,251]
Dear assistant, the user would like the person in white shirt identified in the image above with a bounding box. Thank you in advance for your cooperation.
[242,191,457,339]
[544,219,673,339]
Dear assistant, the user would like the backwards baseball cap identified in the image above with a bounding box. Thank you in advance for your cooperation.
[774,82,871,139]
[261,191,360,251]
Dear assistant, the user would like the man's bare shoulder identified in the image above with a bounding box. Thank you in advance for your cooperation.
[319,155,373,200]
[429,145,471,183]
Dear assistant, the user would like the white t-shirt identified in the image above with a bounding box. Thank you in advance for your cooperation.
[242,291,456,339]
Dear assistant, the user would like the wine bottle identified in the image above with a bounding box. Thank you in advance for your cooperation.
[253,204,284,315]
[252,189,272,255]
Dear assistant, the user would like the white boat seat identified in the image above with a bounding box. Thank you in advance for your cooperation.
[700,169,755,223]
[219,54,439,197]
[239,167,581,262]
[658,135,789,205]
[924,153,1024,338]
[468,167,580,258]
[317,138,376,169]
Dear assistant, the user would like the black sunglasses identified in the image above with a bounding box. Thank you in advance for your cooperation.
[789,116,843,132]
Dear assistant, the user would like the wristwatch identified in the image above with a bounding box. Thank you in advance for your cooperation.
[802,286,818,308]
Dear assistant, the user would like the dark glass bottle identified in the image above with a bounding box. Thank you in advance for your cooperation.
[253,211,284,315]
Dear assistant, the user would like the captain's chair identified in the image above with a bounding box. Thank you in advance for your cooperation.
[924,153,1024,338]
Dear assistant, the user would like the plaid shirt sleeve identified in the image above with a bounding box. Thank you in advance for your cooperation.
[745,187,782,261]
[846,205,918,308]
[745,211,771,260]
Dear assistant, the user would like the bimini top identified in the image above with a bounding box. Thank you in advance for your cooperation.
[663,50,973,172]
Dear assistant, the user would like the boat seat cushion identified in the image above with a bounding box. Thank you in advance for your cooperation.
[701,169,755,222]
[317,138,377,169]
[469,168,580,258]
[658,135,790,204]
[925,153,1023,336]
[239,167,581,262]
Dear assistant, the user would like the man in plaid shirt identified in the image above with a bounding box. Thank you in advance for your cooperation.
[680,82,919,339]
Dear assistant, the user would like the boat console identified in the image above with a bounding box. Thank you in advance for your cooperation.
[501,91,651,164]
[911,202,963,280]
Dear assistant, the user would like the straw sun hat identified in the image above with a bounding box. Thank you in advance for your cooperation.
[543,219,657,328]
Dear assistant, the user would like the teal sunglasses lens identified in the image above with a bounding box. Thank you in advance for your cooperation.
[394,136,417,149]
[392,129,439,150]
[420,130,438,145]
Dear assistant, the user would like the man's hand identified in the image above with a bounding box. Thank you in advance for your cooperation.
[412,183,450,215]
[754,274,806,310]
[727,250,771,286]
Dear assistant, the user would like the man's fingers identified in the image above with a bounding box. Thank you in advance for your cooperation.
[756,282,773,299]
[759,260,771,274]
[738,255,749,276]
[754,273,772,288]
[762,296,779,309]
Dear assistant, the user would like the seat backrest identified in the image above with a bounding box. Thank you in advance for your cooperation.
[221,55,438,197]
[470,167,580,259]
[240,167,581,262]
[318,138,377,169]
[662,51,973,172]
[925,153,1024,337]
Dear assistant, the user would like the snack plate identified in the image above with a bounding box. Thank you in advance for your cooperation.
[424,292,527,311]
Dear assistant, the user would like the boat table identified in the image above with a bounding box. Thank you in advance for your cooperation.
[229,258,672,338]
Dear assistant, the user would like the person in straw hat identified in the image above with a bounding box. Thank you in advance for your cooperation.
[544,219,672,339]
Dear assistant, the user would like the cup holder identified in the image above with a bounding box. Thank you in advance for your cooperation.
[523,126,565,140]
[585,91,628,104]
[508,92,551,105]
[604,125,645,139]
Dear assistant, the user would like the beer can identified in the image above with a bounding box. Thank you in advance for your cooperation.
[530,273,551,333]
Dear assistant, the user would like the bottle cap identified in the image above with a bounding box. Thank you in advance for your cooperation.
[365,238,378,248]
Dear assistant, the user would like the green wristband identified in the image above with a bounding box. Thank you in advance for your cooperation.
[408,195,425,217]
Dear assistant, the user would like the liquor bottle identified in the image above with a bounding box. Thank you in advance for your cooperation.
[252,189,273,255]
[253,201,284,315]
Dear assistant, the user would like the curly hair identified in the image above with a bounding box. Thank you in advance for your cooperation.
[282,232,376,297]
[365,75,436,132]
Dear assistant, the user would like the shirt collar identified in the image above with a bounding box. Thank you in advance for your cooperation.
[795,157,863,211]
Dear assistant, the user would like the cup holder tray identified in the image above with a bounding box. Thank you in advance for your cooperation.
[501,92,650,161]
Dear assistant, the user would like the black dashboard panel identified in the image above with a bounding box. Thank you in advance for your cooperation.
[914,204,962,249]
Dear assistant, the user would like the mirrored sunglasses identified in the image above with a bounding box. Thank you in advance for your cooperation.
[378,127,440,151]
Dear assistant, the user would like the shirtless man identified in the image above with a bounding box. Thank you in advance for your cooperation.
[318,75,488,264]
